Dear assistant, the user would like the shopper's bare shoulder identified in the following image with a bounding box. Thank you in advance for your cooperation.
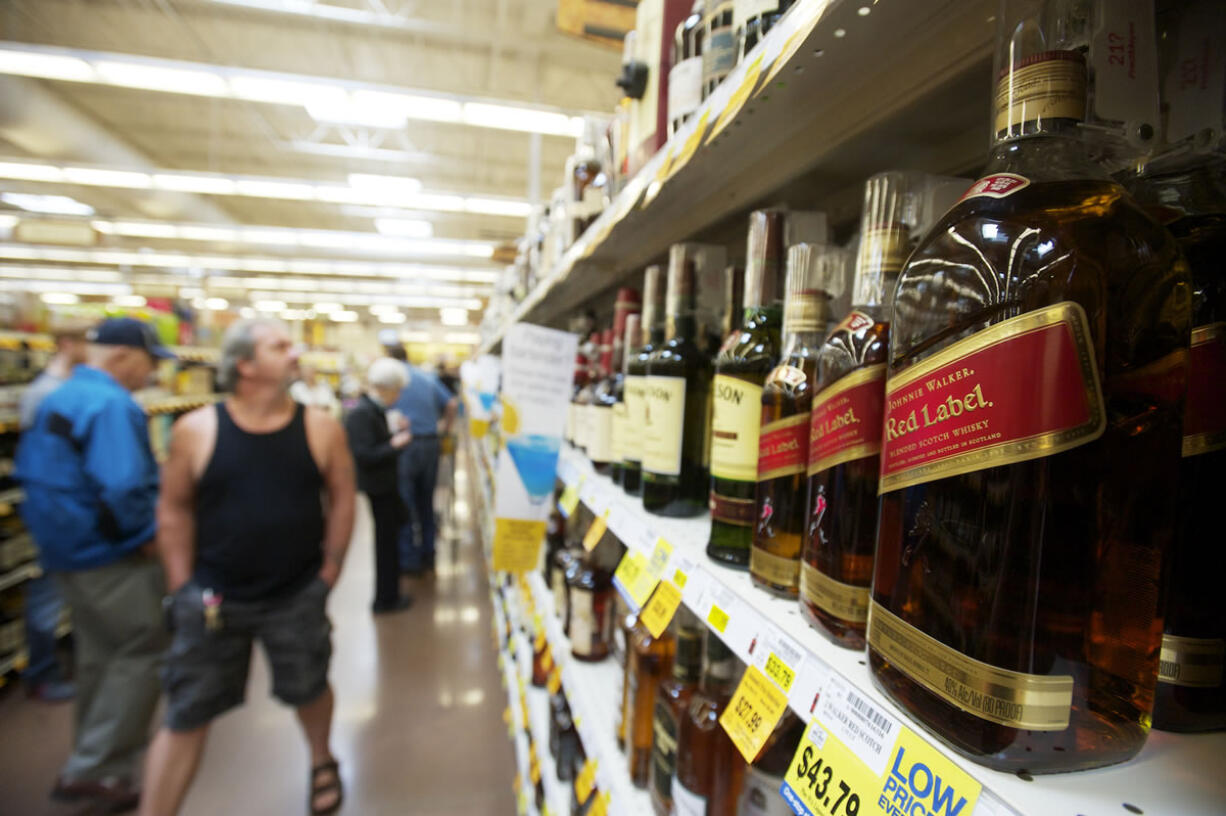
[169,404,219,478]
[303,404,347,472]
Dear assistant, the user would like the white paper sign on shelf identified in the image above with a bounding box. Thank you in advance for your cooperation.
[816,671,903,778]
[492,324,577,573]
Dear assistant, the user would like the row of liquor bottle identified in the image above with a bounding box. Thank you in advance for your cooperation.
[556,0,1225,776]
[519,515,802,816]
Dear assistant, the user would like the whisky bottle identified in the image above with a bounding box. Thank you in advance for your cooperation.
[625,266,666,496]
[616,604,638,751]
[708,210,786,567]
[650,609,703,816]
[589,328,618,474]
[802,172,912,647]
[643,246,715,517]
[869,3,1191,772]
[612,314,642,489]
[737,710,804,816]
[735,0,795,60]
[720,264,745,348]
[568,533,618,662]
[629,619,678,787]
[702,1,736,99]
[604,290,642,482]
[752,243,845,598]
[1130,160,1226,732]
[674,630,745,816]
[669,1,706,136]
[572,332,600,453]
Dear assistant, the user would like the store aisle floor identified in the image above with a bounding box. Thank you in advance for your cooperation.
[0,446,515,816]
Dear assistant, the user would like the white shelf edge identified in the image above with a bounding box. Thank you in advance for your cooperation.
[555,445,1226,816]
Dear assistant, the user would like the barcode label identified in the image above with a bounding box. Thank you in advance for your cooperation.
[816,674,902,776]
[846,687,894,740]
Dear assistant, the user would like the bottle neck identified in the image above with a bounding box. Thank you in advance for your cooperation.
[666,313,697,341]
[781,292,829,341]
[852,227,908,312]
[992,50,1087,143]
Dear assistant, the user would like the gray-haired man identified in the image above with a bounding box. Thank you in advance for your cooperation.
[140,319,356,816]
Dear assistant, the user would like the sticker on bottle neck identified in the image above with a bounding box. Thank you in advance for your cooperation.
[993,50,1087,135]
[960,173,1031,201]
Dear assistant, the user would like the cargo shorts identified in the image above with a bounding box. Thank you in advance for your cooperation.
[161,576,333,732]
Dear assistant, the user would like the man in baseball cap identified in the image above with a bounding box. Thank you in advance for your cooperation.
[14,317,174,810]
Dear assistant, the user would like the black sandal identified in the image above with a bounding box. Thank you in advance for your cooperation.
[310,759,343,815]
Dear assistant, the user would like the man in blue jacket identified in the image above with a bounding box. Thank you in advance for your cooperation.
[15,317,174,812]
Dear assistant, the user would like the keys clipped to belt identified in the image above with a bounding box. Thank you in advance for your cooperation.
[202,588,223,632]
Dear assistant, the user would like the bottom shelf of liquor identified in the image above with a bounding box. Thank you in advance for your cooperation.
[553,443,1226,816]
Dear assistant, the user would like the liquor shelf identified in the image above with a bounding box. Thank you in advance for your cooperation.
[138,393,221,416]
[554,445,1226,816]
[0,560,39,593]
[480,0,995,354]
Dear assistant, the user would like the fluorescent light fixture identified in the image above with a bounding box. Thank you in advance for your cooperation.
[444,331,480,345]
[254,299,287,312]
[373,218,433,239]
[113,294,148,307]
[406,193,466,212]
[177,225,239,242]
[234,179,315,200]
[153,173,238,195]
[440,307,469,326]
[94,60,228,96]
[296,230,352,249]
[331,310,359,322]
[111,221,178,238]
[239,307,256,318]
[355,91,462,124]
[242,227,300,246]
[41,292,80,304]
[377,311,407,324]
[312,302,343,313]
[462,102,580,137]
[369,303,400,314]
[464,197,533,218]
[179,287,205,299]
[0,161,63,182]
[205,297,229,310]
[0,48,94,81]
[306,91,409,129]
[191,296,207,308]
[348,173,422,195]
[280,308,309,320]
[62,167,152,189]
[1,192,95,216]
[0,214,15,230]
[227,75,325,105]
[401,331,432,343]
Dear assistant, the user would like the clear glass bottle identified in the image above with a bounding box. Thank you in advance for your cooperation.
[869,1,1191,772]
[802,172,913,647]
[624,266,666,497]
[643,246,715,517]
[613,314,642,489]
[735,0,795,60]
[669,1,706,136]
[650,609,703,816]
[708,210,786,567]
[601,290,642,482]
[568,533,618,662]
[674,631,746,816]
[589,328,617,474]
[752,243,845,598]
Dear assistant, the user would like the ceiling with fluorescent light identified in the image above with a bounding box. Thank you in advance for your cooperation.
[0,0,623,323]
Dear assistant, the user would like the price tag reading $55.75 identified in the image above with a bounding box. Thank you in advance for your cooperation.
[780,686,981,816]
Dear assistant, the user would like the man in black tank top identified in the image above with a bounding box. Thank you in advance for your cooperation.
[140,319,356,816]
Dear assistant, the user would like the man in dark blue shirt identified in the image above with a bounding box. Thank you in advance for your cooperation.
[15,317,174,811]
[385,344,456,574]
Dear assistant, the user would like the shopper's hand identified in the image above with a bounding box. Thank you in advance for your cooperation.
[391,430,412,449]
[318,561,341,589]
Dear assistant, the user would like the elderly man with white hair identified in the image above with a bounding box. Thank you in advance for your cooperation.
[343,357,413,614]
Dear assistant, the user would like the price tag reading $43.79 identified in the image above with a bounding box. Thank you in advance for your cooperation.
[779,686,982,816]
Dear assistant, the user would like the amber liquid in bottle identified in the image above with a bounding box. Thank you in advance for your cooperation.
[872,173,1189,771]
[708,211,785,567]
[738,711,805,815]
[568,536,617,662]
[628,621,677,788]
[752,243,841,598]
[674,632,745,816]
[650,614,703,816]
[1132,165,1226,733]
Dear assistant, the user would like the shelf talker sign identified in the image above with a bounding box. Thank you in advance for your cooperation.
[492,323,577,573]
[462,354,502,438]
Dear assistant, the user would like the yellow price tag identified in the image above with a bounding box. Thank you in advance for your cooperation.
[614,550,660,608]
[648,537,673,577]
[582,511,609,552]
[574,757,598,804]
[529,752,541,785]
[719,665,790,763]
[558,480,582,516]
[547,666,562,695]
[707,54,764,143]
[673,568,688,589]
[542,645,553,672]
[588,791,611,816]
[533,628,546,653]
[639,580,683,639]
[765,652,796,693]
[663,110,710,180]
[707,604,729,633]
[780,717,982,816]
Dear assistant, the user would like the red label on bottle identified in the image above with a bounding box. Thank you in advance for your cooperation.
[833,310,875,334]
[960,173,1031,201]
[758,414,807,481]
[808,365,887,475]
[710,492,756,527]
[879,302,1105,493]
[1184,322,1226,457]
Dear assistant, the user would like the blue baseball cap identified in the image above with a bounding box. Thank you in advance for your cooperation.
[87,317,177,360]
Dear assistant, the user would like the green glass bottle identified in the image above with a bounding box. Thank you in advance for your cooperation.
[706,210,785,567]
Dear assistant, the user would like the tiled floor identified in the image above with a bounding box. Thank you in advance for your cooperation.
[0,446,516,815]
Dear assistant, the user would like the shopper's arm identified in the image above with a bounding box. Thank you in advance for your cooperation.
[315,413,357,588]
[156,414,200,593]
[85,399,158,548]
[343,407,402,467]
